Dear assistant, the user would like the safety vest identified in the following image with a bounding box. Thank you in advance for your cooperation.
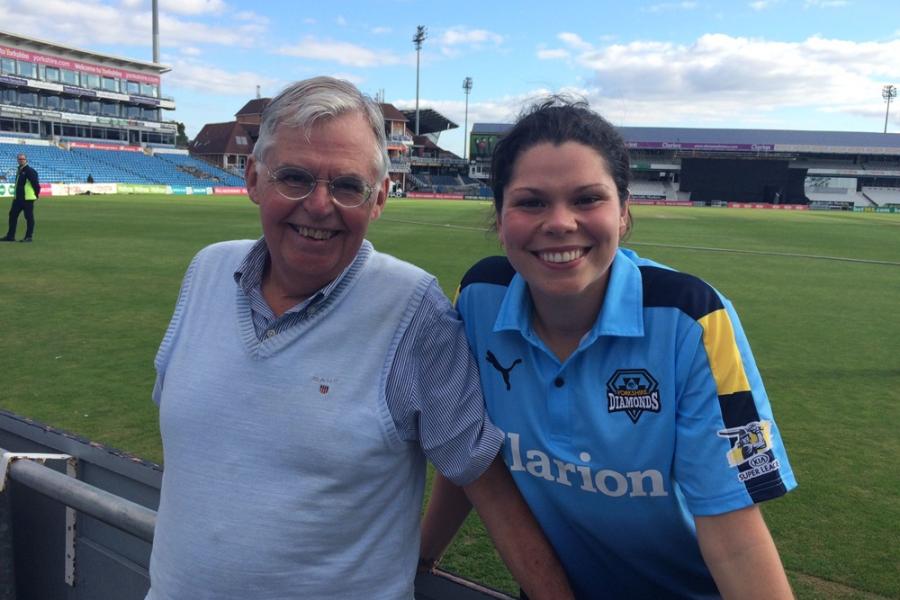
[17,167,37,200]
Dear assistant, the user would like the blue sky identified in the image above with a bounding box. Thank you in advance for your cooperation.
[3,0,899,156]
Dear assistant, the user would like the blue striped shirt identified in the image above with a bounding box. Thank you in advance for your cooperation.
[233,238,502,484]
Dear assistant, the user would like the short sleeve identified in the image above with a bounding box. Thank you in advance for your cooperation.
[385,282,503,486]
[674,297,797,516]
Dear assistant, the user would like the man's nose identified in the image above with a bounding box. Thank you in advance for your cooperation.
[302,182,334,215]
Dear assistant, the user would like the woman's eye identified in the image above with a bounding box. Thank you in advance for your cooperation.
[514,198,544,208]
[575,195,603,206]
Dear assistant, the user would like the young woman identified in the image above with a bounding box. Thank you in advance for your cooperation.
[420,99,797,599]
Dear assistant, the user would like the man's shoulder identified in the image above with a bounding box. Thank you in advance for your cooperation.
[194,239,256,267]
[368,246,434,284]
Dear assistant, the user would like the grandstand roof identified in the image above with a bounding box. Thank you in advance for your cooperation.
[471,122,900,153]
[401,109,458,134]
[471,123,510,135]
[0,30,170,73]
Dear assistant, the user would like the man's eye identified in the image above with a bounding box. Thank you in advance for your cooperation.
[278,171,313,187]
[333,178,366,194]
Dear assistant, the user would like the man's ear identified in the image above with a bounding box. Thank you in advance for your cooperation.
[368,177,390,221]
[245,156,260,205]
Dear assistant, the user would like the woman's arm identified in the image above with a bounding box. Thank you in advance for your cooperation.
[418,471,473,570]
[421,456,574,599]
[695,505,793,600]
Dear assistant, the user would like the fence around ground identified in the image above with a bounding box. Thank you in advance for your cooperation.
[0,410,512,600]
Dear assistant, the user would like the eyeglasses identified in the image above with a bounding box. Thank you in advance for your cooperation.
[264,164,374,208]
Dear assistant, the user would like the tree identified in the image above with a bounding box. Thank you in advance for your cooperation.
[175,122,189,148]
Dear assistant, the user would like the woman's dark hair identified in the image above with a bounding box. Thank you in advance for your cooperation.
[490,96,632,236]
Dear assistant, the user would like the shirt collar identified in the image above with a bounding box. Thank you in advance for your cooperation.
[233,237,373,308]
[494,248,645,344]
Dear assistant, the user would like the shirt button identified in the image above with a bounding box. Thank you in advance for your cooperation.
[554,377,564,388]
[266,329,276,338]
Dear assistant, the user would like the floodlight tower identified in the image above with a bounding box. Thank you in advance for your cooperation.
[462,77,473,159]
[413,26,427,135]
[883,85,897,134]
[152,0,159,63]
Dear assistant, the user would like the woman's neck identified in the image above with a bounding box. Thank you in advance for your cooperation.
[529,284,606,363]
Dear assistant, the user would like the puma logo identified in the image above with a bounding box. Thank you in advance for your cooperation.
[486,350,522,391]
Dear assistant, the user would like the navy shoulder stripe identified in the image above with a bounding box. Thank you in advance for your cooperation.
[460,256,516,291]
[640,265,724,321]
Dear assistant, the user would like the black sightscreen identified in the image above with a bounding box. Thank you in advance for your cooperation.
[680,158,807,203]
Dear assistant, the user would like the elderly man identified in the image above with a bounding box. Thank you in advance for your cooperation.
[147,77,572,600]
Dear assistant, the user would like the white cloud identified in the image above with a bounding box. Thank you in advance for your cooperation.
[566,33,900,126]
[179,46,203,56]
[749,0,781,10]
[329,72,366,86]
[336,15,347,26]
[158,0,228,15]
[558,32,592,52]
[537,48,571,60]
[439,27,503,47]
[276,38,408,68]
[371,26,392,35]
[2,0,264,48]
[166,58,278,95]
[643,1,699,13]
[804,0,849,7]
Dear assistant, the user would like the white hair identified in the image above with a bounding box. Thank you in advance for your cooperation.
[252,76,388,180]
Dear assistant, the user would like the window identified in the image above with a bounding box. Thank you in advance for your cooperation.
[61,96,80,112]
[17,61,37,79]
[61,69,78,85]
[142,107,159,121]
[138,82,159,98]
[236,135,248,145]
[86,100,101,115]
[102,76,119,92]
[44,67,60,82]
[17,92,37,106]
[125,105,141,118]
[101,102,119,116]
[42,95,61,110]
[125,80,140,95]
[1,58,15,74]
[1,88,15,103]
[83,74,101,90]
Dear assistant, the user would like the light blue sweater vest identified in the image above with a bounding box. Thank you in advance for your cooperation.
[148,240,433,600]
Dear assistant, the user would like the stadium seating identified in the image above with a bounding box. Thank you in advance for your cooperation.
[0,140,246,187]
[862,187,900,206]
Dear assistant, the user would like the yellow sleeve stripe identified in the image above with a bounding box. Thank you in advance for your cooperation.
[698,308,750,396]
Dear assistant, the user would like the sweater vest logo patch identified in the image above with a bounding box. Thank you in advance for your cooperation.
[312,375,336,397]
[606,369,660,423]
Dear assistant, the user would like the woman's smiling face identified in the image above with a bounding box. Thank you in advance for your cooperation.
[498,140,629,305]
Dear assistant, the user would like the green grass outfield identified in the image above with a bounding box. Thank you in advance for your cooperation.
[1,194,898,598]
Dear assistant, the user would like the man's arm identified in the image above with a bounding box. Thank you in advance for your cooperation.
[461,456,574,600]
[695,505,793,600]
[28,167,40,197]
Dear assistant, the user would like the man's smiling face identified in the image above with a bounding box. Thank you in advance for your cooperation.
[245,111,387,303]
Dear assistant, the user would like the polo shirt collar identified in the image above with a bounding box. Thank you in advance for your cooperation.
[233,237,373,307]
[493,248,645,343]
